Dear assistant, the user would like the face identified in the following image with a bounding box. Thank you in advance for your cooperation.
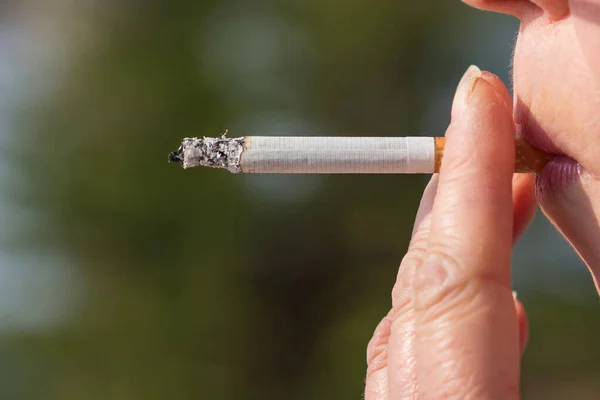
[463,0,600,285]
[513,2,600,175]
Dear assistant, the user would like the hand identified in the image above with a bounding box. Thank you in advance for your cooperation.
[365,1,600,398]
[365,66,535,399]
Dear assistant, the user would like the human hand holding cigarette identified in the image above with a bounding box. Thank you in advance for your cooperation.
[364,66,533,399]
[166,0,600,397]
[168,66,539,398]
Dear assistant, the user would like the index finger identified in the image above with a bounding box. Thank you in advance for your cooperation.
[412,67,521,399]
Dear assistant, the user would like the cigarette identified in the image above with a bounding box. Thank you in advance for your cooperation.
[168,136,551,174]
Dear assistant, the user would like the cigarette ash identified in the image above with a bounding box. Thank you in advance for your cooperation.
[168,137,245,172]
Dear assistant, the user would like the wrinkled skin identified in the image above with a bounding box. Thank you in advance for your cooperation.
[365,1,600,399]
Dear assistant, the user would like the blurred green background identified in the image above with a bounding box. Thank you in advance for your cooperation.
[0,1,599,399]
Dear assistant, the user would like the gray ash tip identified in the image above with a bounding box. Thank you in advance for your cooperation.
[168,136,244,173]
[168,147,184,164]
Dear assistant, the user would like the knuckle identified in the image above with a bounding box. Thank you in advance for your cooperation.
[412,210,433,237]
[413,243,511,319]
[366,316,391,376]
[426,240,464,270]
[366,345,388,378]
[391,243,427,308]
[410,223,431,248]
[393,211,434,307]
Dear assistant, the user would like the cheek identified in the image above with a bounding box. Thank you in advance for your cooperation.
[513,23,578,144]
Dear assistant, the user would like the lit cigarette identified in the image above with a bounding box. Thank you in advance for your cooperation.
[168,136,550,174]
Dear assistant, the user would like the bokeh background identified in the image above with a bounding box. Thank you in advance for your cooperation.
[0,1,599,399]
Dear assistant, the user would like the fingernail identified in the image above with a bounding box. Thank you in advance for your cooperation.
[451,65,482,118]
[512,290,518,300]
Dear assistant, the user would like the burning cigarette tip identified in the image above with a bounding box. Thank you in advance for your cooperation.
[169,137,244,172]
[168,148,184,164]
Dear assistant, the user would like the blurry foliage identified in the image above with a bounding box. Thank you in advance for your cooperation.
[3,0,600,399]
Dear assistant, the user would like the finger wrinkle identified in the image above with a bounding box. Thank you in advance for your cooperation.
[409,223,433,249]
[393,266,420,307]
[412,248,513,314]
[392,238,430,307]
[416,282,500,331]
[417,373,498,400]
[366,316,392,376]
[415,298,521,399]
[412,211,434,239]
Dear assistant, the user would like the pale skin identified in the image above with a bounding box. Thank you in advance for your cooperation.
[365,1,600,399]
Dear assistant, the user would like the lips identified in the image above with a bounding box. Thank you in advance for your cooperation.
[515,117,582,200]
[515,120,562,156]
[534,156,582,200]
[508,108,582,202]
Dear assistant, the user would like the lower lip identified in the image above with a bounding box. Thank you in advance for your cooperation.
[515,122,582,199]
[535,156,582,200]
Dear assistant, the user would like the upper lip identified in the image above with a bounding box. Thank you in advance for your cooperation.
[514,104,565,157]
[515,121,561,155]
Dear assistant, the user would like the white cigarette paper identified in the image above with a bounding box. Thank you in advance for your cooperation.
[169,136,436,174]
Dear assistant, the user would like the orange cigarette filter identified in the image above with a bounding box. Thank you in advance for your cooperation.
[433,137,551,173]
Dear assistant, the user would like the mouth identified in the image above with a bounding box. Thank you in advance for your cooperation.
[515,120,582,200]
[515,119,562,156]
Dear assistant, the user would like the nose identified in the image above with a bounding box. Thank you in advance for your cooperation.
[530,0,569,19]
[461,0,533,18]
[462,0,569,20]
